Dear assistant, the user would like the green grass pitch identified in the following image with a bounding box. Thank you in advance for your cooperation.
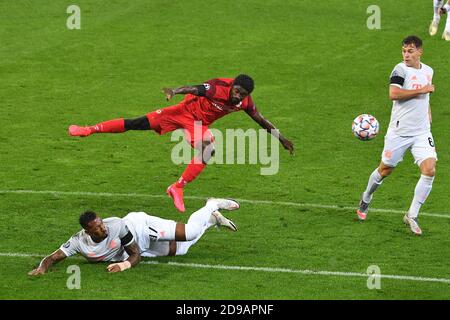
[1,0,449,299]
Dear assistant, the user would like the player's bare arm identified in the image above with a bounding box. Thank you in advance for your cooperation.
[429,104,432,125]
[28,249,67,276]
[162,86,200,101]
[247,109,294,154]
[389,84,434,101]
[106,241,141,273]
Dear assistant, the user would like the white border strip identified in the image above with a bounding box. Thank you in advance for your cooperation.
[1,189,449,219]
[2,252,449,284]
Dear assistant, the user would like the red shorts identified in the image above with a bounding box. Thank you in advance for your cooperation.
[146,103,214,147]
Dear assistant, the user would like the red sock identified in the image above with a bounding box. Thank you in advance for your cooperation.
[89,119,125,133]
[176,158,206,188]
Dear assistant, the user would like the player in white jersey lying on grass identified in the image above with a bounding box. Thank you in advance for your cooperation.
[429,0,450,40]
[357,36,437,236]
[28,198,239,275]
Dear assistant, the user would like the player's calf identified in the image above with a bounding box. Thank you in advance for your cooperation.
[68,118,126,136]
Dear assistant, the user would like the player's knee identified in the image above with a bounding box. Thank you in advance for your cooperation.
[124,116,150,130]
[378,163,393,177]
[380,167,393,177]
[422,166,436,177]
[420,158,436,177]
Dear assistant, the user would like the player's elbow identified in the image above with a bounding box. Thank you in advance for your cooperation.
[389,87,400,100]
[389,90,396,101]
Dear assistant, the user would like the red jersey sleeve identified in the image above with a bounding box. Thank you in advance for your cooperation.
[196,78,233,100]
[203,79,218,99]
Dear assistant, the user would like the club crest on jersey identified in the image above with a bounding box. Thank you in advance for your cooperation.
[204,83,211,90]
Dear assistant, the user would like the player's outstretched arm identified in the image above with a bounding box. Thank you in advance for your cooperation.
[162,86,201,101]
[106,241,141,273]
[389,84,434,101]
[28,249,67,276]
[247,109,294,155]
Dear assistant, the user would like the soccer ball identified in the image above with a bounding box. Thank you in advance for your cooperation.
[352,114,379,140]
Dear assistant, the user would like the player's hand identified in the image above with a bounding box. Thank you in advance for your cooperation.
[28,267,46,276]
[107,263,122,273]
[439,7,447,15]
[162,88,175,101]
[107,261,132,273]
[420,84,434,94]
[280,138,294,155]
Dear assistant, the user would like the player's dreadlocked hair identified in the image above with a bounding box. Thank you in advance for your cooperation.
[233,74,254,94]
[79,210,98,229]
[402,35,423,48]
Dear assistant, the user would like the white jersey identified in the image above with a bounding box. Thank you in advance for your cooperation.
[59,213,178,261]
[388,62,433,136]
[59,217,134,262]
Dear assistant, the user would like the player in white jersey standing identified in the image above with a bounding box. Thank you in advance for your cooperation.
[28,198,239,275]
[429,0,450,40]
[356,36,437,235]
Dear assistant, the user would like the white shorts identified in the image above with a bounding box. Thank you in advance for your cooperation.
[123,212,177,257]
[124,212,197,258]
[381,131,437,167]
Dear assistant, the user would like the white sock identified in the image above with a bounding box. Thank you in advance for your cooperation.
[176,232,205,255]
[184,203,217,241]
[408,175,435,219]
[434,0,444,21]
[362,168,384,203]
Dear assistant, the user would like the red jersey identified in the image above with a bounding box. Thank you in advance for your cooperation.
[181,78,257,126]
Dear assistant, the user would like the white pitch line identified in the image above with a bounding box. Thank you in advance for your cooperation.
[2,252,449,285]
[0,252,42,258]
[1,189,449,219]
[141,261,450,285]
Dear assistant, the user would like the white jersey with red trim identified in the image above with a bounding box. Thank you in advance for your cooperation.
[59,217,134,262]
[388,62,433,136]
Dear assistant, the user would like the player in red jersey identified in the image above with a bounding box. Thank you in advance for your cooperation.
[69,75,294,212]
